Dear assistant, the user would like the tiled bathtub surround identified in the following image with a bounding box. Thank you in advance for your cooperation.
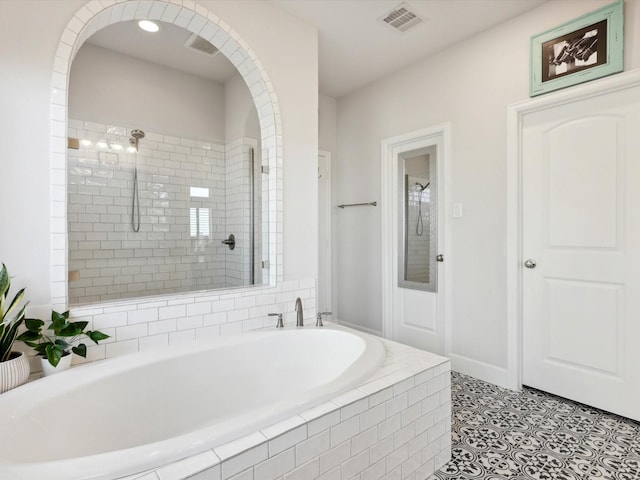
[119,335,451,480]
[57,278,317,370]
[67,120,264,305]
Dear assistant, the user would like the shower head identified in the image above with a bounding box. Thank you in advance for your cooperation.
[129,129,145,152]
[130,129,145,140]
[415,182,430,192]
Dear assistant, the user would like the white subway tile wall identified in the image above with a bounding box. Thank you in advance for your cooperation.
[225,137,263,288]
[116,341,452,480]
[67,121,265,305]
[49,278,317,374]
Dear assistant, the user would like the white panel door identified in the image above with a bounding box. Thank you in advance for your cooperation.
[391,138,445,354]
[522,84,640,420]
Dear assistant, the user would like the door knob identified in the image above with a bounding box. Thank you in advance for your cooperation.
[436,254,444,262]
[524,259,537,269]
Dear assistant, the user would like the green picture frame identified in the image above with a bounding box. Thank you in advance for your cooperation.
[530,0,624,97]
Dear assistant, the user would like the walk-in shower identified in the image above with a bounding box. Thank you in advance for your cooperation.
[66,120,266,305]
[66,20,268,305]
[129,128,144,233]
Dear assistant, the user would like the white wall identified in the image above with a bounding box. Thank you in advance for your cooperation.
[319,94,337,155]
[224,72,255,143]
[318,94,338,316]
[0,0,317,308]
[69,44,226,141]
[336,0,640,378]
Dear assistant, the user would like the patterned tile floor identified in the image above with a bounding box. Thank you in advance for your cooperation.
[428,372,640,480]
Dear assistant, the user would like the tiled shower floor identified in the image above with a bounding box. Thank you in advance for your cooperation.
[428,372,640,480]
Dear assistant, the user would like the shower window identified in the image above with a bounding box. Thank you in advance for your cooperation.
[190,208,210,238]
[397,146,437,292]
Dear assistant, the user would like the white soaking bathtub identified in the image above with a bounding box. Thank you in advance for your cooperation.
[0,326,385,480]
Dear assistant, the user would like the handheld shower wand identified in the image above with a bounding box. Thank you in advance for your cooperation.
[129,129,145,233]
[415,182,430,236]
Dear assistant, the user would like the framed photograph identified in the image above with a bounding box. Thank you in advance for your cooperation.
[530,0,624,97]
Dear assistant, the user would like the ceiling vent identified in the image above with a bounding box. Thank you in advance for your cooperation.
[185,33,219,56]
[379,3,423,32]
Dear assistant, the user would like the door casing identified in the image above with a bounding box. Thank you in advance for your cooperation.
[318,150,333,315]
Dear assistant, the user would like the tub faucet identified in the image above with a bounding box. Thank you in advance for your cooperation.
[316,311,332,327]
[295,297,304,327]
[268,312,284,328]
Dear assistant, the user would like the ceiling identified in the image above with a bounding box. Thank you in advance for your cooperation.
[87,20,238,83]
[87,0,548,98]
[270,0,548,97]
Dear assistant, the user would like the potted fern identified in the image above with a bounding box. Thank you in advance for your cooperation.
[0,263,30,393]
[18,310,109,376]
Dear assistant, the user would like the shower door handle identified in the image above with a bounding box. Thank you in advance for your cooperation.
[222,234,236,251]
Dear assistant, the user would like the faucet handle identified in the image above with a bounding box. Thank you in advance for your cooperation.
[315,311,332,327]
[268,313,284,328]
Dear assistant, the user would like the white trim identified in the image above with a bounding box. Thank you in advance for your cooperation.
[449,353,511,389]
[335,319,382,337]
[51,0,283,310]
[442,126,453,357]
[506,68,640,391]
[317,150,332,314]
[380,124,453,355]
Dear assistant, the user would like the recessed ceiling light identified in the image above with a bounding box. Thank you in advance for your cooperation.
[138,20,159,33]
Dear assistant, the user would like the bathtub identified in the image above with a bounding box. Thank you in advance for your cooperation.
[0,326,385,480]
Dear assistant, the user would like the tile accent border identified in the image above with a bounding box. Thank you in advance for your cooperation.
[118,335,452,480]
[50,0,284,309]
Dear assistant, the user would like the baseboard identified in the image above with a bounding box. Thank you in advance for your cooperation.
[449,353,515,390]
[336,319,383,337]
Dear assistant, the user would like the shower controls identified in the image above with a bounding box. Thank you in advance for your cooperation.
[524,259,537,269]
[268,312,284,328]
[436,254,444,262]
[222,234,236,250]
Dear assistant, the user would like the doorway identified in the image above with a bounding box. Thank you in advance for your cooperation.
[381,125,452,354]
[507,70,640,421]
[318,150,333,315]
